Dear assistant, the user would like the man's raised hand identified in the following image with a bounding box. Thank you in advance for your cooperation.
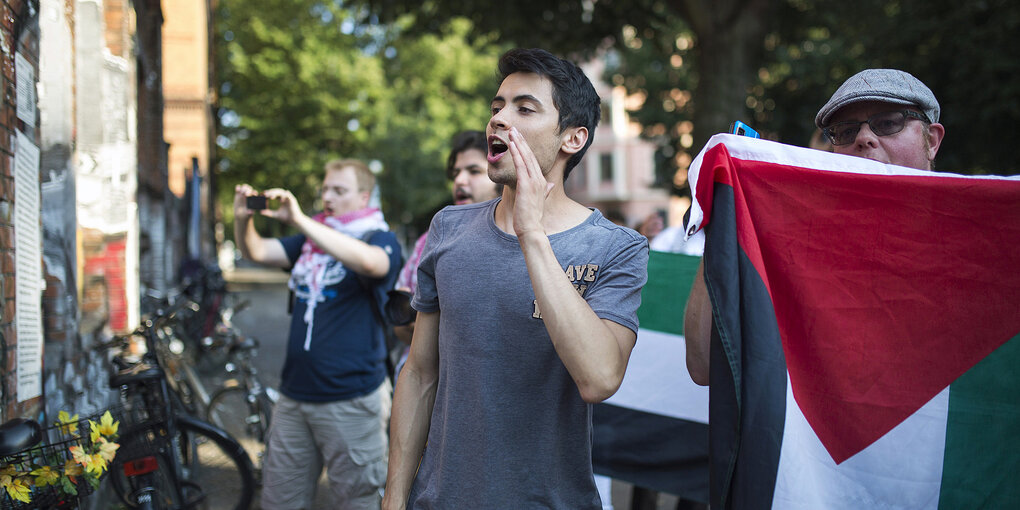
[508,126,554,239]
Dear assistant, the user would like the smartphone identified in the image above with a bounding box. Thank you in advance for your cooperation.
[729,120,760,139]
[246,194,267,211]
[385,289,416,326]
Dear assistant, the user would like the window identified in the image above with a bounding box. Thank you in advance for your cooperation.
[600,153,614,183]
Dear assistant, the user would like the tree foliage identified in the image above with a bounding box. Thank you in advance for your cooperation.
[215,0,387,202]
[354,0,776,191]
[593,0,1020,186]
[352,0,1020,189]
[215,0,1019,244]
[364,19,507,228]
[759,0,1020,174]
[214,0,506,237]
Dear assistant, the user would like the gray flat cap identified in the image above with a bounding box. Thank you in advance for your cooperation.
[815,69,940,128]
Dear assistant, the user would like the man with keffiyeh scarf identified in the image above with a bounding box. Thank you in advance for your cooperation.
[234,158,402,509]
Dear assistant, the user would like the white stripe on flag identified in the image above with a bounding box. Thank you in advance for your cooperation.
[773,373,948,509]
[604,329,709,424]
[686,134,1020,241]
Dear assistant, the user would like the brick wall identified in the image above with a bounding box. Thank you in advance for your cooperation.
[0,0,176,430]
[0,0,159,425]
[1,0,42,421]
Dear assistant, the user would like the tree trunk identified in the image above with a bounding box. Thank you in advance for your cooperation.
[684,0,772,155]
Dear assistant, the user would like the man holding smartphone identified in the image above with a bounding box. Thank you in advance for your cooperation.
[234,159,402,509]
[683,69,945,386]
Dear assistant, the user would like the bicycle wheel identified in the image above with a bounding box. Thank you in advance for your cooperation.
[174,415,256,510]
[109,426,182,510]
[207,385,272,468]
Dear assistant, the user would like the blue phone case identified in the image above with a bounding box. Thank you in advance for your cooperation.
[729,121,760,139]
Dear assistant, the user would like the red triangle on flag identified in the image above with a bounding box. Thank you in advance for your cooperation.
[704,145,1020,464]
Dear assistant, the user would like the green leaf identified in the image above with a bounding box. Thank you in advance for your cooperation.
[59,475,78,497]
[216,1,507,241]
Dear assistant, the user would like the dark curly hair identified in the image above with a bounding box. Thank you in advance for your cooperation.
[445,130,489,180]
[497,48,601,181]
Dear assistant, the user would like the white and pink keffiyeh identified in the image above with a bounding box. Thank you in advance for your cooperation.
[288,208,388,350]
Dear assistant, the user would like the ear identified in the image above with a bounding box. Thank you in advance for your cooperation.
[926,122,945,161]
[359,190,372,208]
[560,126,589,155]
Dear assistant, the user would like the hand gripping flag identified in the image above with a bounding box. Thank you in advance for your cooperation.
[686,134,1020,510]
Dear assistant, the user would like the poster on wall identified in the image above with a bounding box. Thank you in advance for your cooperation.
[15,52,36,128]
[14,130,43,401]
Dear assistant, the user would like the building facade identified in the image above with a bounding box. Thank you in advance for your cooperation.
[1,0,177,427]
[568,58,671,231]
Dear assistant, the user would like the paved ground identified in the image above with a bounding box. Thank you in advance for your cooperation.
[223,268,685,510]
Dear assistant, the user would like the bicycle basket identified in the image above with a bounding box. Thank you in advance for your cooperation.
[0,415,108,510]
[102,402,169,459]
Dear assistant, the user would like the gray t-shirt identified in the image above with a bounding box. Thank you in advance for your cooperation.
[408,198,648,509]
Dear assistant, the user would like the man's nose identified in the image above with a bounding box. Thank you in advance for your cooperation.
[854,122,880,148]
[489,110,510,131]
[453,170,469,187]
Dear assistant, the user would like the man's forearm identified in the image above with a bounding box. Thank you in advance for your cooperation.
[684,263,712,386]
[234,214,291,268]
[519,232,634,403]
[235,216,260,261]
[383,312,440,510]
[383,363,436,509]
[292,213,390,278]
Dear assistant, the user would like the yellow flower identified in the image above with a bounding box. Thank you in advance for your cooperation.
[69,444,97,474]
[30,465,60,487]
[2,477,32,503]
[96,436,120,463]
[96,411,119,437]
[86,452,107,475]
[57,410,79,435]
[88,420,101,443]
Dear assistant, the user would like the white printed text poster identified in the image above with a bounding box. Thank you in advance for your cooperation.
[14,131,43,401]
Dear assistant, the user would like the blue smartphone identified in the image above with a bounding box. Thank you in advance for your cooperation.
[729,121,760,139]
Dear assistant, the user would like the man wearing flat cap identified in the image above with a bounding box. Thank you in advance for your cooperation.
[815,68,945,171]
[683,69,947,385]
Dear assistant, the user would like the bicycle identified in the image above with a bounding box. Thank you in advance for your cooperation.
[137,294,217,418]
[104,300,256,510]
[204,308,278,475]
[179,262,238,374]
[180,261,229,343]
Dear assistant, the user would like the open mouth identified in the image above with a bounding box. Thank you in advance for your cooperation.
[453,188,471,204]
[488,136,509,163]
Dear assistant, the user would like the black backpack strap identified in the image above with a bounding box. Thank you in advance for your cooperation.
[357,230,403,381]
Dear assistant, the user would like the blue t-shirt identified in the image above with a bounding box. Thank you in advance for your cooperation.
[279,230,402,402]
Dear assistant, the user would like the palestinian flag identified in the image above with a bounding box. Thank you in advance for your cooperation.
[592,250,709,503]
[686,134,1020,509]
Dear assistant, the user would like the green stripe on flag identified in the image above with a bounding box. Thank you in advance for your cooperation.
[637,251,701,335]
[940,332,1020,509]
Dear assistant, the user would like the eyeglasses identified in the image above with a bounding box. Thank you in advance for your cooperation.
[823,110,928,146]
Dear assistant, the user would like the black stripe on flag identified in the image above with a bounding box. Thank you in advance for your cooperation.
[706,183,788,510]
[592,403,709,502]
